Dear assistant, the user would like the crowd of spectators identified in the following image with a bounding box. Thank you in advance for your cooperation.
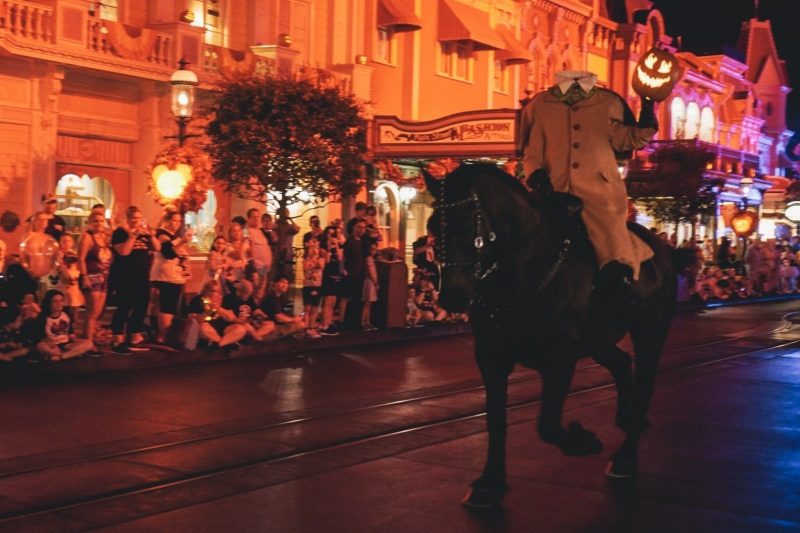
[656,231,800,303]
[0,195,464,363]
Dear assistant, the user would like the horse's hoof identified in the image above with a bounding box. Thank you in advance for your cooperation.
[605,458,637,479]
[461,483,505,509]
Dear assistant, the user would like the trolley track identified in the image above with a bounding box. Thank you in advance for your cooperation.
[1,330,798,527]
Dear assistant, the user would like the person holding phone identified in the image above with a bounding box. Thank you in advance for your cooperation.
[109,206,160,354]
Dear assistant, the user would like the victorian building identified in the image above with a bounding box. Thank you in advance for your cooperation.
[0,0,796,270]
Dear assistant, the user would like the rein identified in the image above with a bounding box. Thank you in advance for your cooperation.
[434,183,572,321]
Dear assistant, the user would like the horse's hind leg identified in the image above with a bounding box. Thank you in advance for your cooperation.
[607,313,670,478]
[591,344,633,429]
[537,357,603,456]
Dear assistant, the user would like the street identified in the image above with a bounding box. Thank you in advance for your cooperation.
[1,300,800,531]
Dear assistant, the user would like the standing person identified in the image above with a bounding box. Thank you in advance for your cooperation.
[32,289,93,360]
[150,211,190,344]
[363,205,383,248]
[225,222,250,288]
[412,233,438,287]
[338,219,367,329]
[246,208,272,303]
[302,237,325,338]
[274,208,300,282]
[40,193,67,242]
[78,212,113,355]
[346,201,368,237]
[519,70,660,301]
[207,236,231,282]
[302,215,323,246]
[319,226,343,336]
[109,206,159,354]
[54,234,84,320]
[360,242,379,331]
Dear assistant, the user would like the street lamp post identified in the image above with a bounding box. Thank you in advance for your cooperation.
[398,185,417,259]
[784,201,800,235]
[169,58,198,146]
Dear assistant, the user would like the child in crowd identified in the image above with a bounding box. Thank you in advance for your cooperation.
[0,287,27,362]
[33,289,92,361]
[416,278,447,323]
[406,286,422,327]
[55,233,84,319]
[207,236,231,282]
[360,242,379,331]
[302,237,325,338]
[259,276,305,338]
[19,293,41,322]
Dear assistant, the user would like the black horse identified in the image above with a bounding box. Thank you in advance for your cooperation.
[424,163,688,509]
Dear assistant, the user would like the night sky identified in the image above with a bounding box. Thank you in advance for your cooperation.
[650,0,800,130]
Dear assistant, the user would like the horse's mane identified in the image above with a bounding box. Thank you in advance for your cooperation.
[446,163,533,207]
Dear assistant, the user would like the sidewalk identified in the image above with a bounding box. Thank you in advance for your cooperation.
[5,292,800,376]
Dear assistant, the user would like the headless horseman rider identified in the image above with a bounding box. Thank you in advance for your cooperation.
[518,70,659,300]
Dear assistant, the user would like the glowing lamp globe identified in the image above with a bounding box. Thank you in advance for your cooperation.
[731,210,757,238]
[632,47,681,102]
[153,164,192,200]
[399,185,417,203]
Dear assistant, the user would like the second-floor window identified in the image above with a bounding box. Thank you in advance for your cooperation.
[493,60,509,93]
[438,42,473,81]
[190,0,226,46]
[375,28,396,65]
[90,0,118,21]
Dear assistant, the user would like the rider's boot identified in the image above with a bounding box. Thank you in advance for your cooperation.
[598,261,639,320]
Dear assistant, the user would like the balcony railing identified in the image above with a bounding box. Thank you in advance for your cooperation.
[0,0,54,42]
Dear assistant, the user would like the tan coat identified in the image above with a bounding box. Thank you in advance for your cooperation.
[519,88,657,277]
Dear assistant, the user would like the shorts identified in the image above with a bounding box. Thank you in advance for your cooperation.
[303,286,322,306]
[83,273,108,293]
[155,281,183,315]
[321,275,343,298]
[207,317,228,336]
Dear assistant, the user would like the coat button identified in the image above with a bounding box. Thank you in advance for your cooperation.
[572,162,579,169]
[572,142,580,149]
[573,124,581,130]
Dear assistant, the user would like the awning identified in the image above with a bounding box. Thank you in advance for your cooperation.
[438,0,504,51]
[494,24,532,65]
[377,0,422,33]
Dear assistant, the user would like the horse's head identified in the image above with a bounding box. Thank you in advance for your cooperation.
[424,164,504,313]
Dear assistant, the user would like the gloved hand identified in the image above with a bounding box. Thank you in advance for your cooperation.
[637,97,659,129]
[527,168,553,197]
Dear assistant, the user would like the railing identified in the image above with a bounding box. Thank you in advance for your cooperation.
[0,0,54,42]
[86,16,172,66]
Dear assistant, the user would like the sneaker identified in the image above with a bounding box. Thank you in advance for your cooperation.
[111,343,134,356]
[128,342,150,352]
[305,329,322,339]
[319,326,340,336]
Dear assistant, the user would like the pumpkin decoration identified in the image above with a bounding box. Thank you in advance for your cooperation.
[731,209,757,238]
[632,47,682,102]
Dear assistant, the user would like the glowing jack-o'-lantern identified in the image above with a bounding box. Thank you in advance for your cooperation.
[632,47,681,102]
[731,210,757,238]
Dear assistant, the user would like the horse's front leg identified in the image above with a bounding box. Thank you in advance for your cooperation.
[607,316,669,478]
[463,340,511,509]
[537,357,603,456]
[590,343,634,429]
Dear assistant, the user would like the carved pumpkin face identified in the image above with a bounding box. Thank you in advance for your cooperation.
[632,47,681,102]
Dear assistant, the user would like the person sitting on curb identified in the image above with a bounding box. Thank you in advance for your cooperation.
[187,281,247,351]
[32,290,93,361]
[222,279,275,342]
[259,276,305,338]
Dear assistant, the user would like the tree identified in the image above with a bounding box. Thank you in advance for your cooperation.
[205,73,367,213]
[627,142,720,236]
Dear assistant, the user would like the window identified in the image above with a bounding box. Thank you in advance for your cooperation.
[90,0,118,21]
[190,0,226,46]
[185,190,218,253]
[375,28,395,65]
[699,107,715,142]
[438,41,473,81]
[493,60,509,93]
[685,102,700,140]
[670,97,686,139]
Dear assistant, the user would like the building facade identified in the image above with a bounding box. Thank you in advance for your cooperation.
[1,0,796,265]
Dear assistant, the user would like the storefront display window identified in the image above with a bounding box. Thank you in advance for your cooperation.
[185,189,218,253]
[54,173,114,234]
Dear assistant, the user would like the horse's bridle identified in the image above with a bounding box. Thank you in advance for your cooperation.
[434,182,572,319]
[434,190,499,283]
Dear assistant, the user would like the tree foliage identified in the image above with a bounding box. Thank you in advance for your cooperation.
[205,74,367,210]
[627,142,720,226]
[785,180,800,202]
